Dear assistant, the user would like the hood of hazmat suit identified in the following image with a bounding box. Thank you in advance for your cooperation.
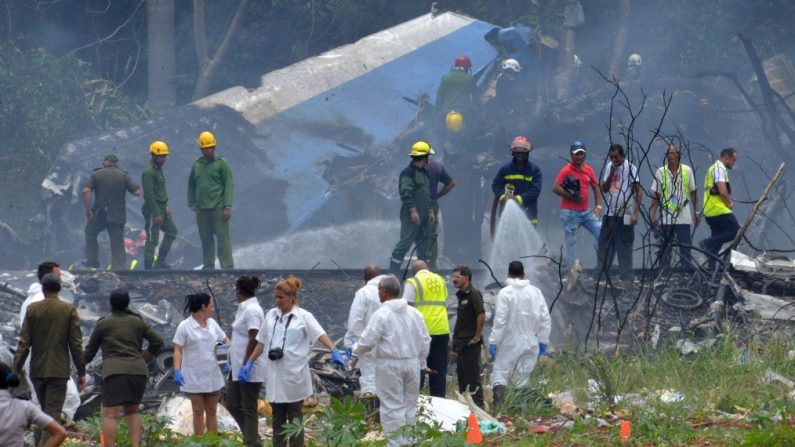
[488,277,551,388]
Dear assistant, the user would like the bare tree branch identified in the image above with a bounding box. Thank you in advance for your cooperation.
[193,0,250,100]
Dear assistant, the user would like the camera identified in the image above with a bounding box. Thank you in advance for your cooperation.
[267,347,284,361]
[563,175,581,198]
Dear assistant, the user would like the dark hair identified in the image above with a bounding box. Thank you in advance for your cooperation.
[236,275,261,298]
[184,293,211,314]
[508,260,525,277]
[453,265,472,281]
[41,273,61,294]
[110,288,130,312]
[720,147,737,158]
[609,143,625,157]
[0,362,20,389]
[36,261,59,282]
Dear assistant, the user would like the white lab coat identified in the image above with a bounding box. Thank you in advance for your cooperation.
[257,307,326,403]
[489,277,551,388]
[173,316,227,393]
[229,297,267,382]
[355,299,430,447]
[19,283,81,421]
[344,275,385,393]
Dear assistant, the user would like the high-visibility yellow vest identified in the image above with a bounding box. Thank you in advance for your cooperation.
[405,271,450,335]
[703,161,732,217]
[661,165,688,213]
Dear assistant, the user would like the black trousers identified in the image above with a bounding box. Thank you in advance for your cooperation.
[455,342,483,407]
[271,400,303,447]
[421,333,449,397]
[225,380,262,446]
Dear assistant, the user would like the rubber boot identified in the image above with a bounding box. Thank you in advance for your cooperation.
[492,384,507,410]
[389,258,402,275]
[155,252,171,269]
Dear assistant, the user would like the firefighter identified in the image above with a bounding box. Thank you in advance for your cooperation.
[389,141,434,274]
[188,131,234,269]
[141,141,177,269]
[490,136,543,234]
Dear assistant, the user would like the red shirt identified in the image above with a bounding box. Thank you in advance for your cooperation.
[555,162,598,211]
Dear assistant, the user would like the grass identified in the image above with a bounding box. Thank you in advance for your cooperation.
[63,330,795,446]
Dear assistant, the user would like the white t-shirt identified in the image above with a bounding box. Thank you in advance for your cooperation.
[256,307,325,403]
[230,297,267,382]
[602,160,640,216]
[173,316,227,393]
[651,164,697,225]
[0,390,54,447]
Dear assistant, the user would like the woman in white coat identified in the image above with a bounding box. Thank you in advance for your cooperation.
[172,293,230,435]
[238,276,345,447]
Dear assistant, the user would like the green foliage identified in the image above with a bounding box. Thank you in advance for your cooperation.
[74,414,244,446]
[281,395,370,446]
[741,423,795,447]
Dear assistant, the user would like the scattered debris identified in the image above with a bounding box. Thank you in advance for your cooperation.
[157,395,239,436]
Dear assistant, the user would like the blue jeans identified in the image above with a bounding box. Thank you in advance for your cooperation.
[657,224,692,267]
[597,215,635,281]
[703,213,740,257]
[560,208,602,267]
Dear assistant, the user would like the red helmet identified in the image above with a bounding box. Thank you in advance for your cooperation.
[454,55,471,71]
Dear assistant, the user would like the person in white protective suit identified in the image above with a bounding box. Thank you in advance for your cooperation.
[488,260,551,408]
[354,275,430,447]
[343,265,385,395]
[19,261,82,423]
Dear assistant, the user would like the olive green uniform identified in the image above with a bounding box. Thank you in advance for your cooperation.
[85,311,164,378]
[390,164,432,271]
[84,165,140,270]
[14,295,85,445]
[188,156,234,269]
[142,160,177,268]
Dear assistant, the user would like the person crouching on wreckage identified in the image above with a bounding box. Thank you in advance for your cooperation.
[238,276,346,447]
[172,293,230,436]
[84,289,164,447]
[226,275,268,447]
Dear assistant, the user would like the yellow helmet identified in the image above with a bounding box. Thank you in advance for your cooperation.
[409,140,435,157]
[198,131,216,149]
[149,141,169,156]
[445,111,464,133]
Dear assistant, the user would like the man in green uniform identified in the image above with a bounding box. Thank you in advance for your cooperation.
[82,154,141,270]
[142,141,177,269]
[389,141,435,274]
[188,131,234,269]
[15,274,85,447]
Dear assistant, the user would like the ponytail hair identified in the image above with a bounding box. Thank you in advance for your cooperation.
[184,292,211,315]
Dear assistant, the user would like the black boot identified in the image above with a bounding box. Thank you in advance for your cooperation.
[155,253,171,269]
[144,259,154,270]
[492,384,507,410]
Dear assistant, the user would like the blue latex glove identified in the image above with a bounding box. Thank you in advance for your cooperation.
[344,347,353,358]
[173,369,185,386]
[237,360,253,382]
[331,348,346,366]
[539,343,547,356]
[489,344,497,360]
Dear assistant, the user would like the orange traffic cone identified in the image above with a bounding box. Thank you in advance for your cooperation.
[100,432,106,446]
[466,411,483,444]
[619,419,631,441]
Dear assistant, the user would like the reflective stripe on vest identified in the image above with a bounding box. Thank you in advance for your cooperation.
[703,162,732,217]
[405,271,449,335]
[661,165,688,213]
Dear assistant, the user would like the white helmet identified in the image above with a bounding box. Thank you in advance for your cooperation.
[573,54,582,68]
[627,53,642,66]
[501,58,522,73]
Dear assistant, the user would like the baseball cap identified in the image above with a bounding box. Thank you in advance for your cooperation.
[570,141,586,154]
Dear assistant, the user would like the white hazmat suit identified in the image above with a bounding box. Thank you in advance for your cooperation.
[355,298,430,447]
[489,277,551,388]
[344,275,386,393]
